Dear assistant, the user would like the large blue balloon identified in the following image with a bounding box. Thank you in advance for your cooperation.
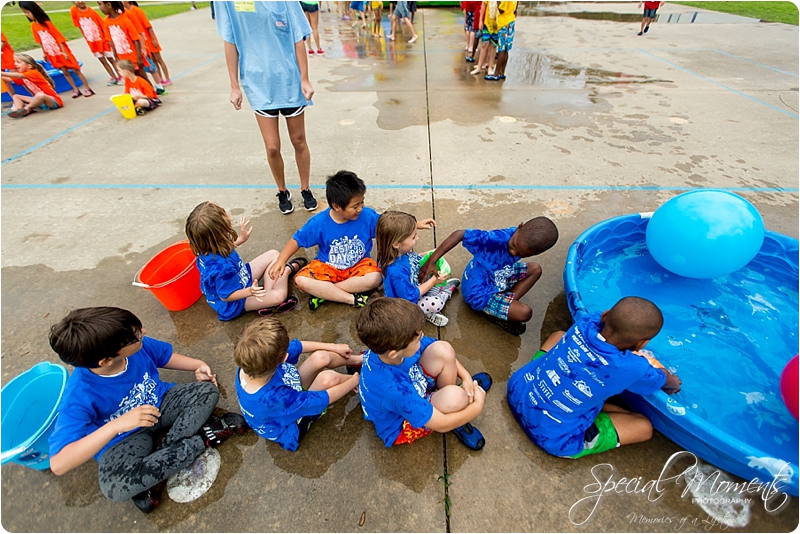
[646,190,765,279]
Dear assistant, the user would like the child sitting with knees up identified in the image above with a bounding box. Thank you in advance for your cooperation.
[356,297,492,451]
[185,201,307,321]
[2,54,63,118]
[376,211,460,327]
[234,317,361,451]
[506,296,682,459]
[117,59,160,115]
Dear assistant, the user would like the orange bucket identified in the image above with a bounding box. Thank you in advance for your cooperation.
[133,241,202,311]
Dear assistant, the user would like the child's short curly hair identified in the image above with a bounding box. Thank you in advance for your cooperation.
[49,307,142,368]
[356,297,425,354]
[234,318,290,378]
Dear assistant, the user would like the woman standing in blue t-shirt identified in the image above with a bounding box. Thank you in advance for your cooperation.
[216,1,319,215]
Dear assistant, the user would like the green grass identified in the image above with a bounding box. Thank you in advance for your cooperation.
[673,2,798,25]
[2,2,209,53]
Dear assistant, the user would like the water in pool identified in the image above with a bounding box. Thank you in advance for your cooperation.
[576,241,799,464]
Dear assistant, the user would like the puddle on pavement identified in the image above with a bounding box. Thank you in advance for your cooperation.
[516,5,762,24]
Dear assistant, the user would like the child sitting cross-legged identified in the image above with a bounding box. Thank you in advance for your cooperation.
[507,296,682,459]
[356,297,492,450]
[117,59,160,115]
[47,307,247,514]
[420,216,559,336]
[234,317,361,451]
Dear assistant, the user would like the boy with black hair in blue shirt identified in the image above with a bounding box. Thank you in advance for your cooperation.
[419,216,559,336]
[233,317,361,451]
[356,297,492,450]
[47,307,247,513]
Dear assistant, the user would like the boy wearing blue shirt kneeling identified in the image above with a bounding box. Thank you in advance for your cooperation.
[47,307,247,514]
[419,216,559,336]
[507,297,682,458]
[356,297,492,450]
[234,317,361,451]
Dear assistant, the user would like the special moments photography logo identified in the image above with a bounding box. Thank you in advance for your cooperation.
[568,451,792,528]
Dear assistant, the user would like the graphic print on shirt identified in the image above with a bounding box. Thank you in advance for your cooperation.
[106,372,158,422]
[79,18,102,41]
[408,253,421,288]
[408,365,428,398]
[22,78,42,95]
[327,235,366,270]
[37,30,61,56]
[492,264,514,291]
[109,25,133,55]
[281,365,303,392]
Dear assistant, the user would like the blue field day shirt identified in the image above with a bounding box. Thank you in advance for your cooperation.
[461,227,519,310]
[359,336,437,446]
[49,337,175,460]
[196,250,251,321]
[236,339,329,451]
[293,207,380,270]
[383,252,423,302]
[215,1,312,110]
[506,312,666,456]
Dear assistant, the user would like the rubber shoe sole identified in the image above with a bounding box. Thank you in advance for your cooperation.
[425,312,449,327]
[452,422,485,451]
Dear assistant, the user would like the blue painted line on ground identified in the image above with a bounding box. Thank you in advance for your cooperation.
[711,49,798,78]
[1,54,223,167]
[639,49,799,119]
[2,183,796,193]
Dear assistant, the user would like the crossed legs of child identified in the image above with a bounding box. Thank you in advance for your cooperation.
[298,349,364,389]
[417,280,459,326]
[482,261,542,335]
[244,250,295,311]
[97,381,219,503]
[294,258,382,308]
[10,92,58,115]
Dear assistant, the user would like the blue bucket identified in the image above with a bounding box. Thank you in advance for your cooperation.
[1,362,68,470]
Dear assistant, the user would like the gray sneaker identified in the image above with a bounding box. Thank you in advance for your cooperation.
[276,190,293,214]
[441,278,461,293]
[425,312,449,327]
[301,189,318,211]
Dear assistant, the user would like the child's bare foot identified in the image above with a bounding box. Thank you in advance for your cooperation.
[408,35,418,43]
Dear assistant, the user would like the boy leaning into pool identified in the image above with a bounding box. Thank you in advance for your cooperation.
[507,296,681,458]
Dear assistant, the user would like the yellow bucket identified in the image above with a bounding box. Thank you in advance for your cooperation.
[110,94,136,119]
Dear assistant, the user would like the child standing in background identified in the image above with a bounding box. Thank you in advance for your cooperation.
[18,1,95,98]
[124,1,172,85]
[70,1,121,85]
[2,54,63,118]
[376,211,460,327]
[186,202,306,321]
[1,32,16,98]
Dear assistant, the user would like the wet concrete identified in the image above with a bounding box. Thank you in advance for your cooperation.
[1,2,798,532]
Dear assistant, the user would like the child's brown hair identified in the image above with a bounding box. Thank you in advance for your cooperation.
[116,59,136,73]
[185,201,238,257]
[376,211,417,271]
[356,297,425,354]
[234,318,290,378]
[14,54,55,89]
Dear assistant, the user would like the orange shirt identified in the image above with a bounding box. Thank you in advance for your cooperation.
[13,69,63,107]
[103,15,142,63]
[127,6,161,53]
[70,5,110,55]
[124,75,155,99]
[31,21,80,69]
[1,32,14,70]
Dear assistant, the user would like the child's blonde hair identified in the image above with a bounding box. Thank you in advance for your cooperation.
[185,202,238,257]
[376,211,417,271]
[234,318,290,378]
[116,59,135,73]
[14,54,55,89]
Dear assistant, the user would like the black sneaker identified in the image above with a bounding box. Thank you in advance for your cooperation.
[484,313,527,336]
[198,412,248,447]
[644,25,649,33]
[301,189,318,211]
[131,481,165,514]
[276,190,294,214]
[353,293,369,308]
[308,295,325,311]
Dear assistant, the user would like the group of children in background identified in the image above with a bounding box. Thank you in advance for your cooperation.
[463,1,518,81]
[46,168,683,514]
[2,1,170,118]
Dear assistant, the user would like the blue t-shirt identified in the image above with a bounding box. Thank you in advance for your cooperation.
[383,252,422,302]
[506,312,667,457]
[461,227,519,310]
[293,207,381,270]
[215,1,312,110]
[49,337,175,460]
[235,339,329,452]
[197,250,252,321]
[359,336,437,447]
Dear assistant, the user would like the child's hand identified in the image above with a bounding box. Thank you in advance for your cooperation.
[195,362,218,386]
[230,88,243,110]
[472,382,487,406]
[113,405,160,433]
[418,260,437,283]
[130,89,144,98]
[249,281,266,301]
[663,373,682,394]
[236,216,253,245]
[267,260,284,281]
[461,376,476,403]
[331,344,353,359]
[434,271,448,283]
[301,79,315,101]
[417,218,436,230]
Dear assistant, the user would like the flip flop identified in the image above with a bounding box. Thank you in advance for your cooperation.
[257,295,299,317]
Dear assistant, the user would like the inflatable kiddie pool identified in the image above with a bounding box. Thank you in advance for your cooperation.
[564,213,799,496]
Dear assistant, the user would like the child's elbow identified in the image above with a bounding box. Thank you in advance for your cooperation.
[49,455,69,476]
